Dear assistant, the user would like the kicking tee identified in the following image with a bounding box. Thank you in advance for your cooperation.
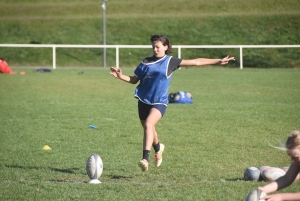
[134,55,182,105]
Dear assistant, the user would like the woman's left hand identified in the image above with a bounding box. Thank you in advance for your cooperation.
[219,55,235,64]
[261,193,283,201]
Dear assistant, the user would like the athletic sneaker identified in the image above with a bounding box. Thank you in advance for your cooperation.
[154,143,165,167]
[138,159,149,172]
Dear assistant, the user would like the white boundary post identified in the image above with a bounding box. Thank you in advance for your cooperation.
[52,45,56,69]
[240,46,243,69]
[178,46,181,58]
[116,46,119,69]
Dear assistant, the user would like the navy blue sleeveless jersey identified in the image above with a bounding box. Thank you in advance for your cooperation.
[134,55,182,105]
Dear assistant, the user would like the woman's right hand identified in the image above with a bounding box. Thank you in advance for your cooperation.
[110,67,122,78]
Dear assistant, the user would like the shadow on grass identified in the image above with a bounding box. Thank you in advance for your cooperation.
[49,179,86,183]
[226,178,244,181]
[5,164,79,174]
[108,175,133,180]
[226,178,264,182]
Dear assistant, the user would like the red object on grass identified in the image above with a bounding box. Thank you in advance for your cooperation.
[0,59,13,74]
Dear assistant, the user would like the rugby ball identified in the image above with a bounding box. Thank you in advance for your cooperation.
[258,166,270,181]
[262,167,285,182]
[86,154,103,184]
[281,166,289,172]
[245,189,266,201]
[186,92,192,98]
[244,167,260,181]
[296,173,300,181]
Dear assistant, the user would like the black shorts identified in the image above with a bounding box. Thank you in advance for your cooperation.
[138,100,167,120]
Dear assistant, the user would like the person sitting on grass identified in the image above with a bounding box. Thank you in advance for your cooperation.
[259,130,300,201]
[110,34,235,172]
[0,57,25,75]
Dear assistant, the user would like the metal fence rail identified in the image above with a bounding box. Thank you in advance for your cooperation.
[1,44,300,69]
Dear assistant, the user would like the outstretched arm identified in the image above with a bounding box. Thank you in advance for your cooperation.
[110,67,139,84]
[261,192,300,201]
[259,162,300,200]
[180,55,235,67]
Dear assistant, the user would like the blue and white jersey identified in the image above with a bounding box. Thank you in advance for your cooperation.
[134,55,181,105]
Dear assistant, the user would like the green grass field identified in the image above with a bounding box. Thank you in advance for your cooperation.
[0,0,300,68]
[0,67,300,200]
[1,0,300,200]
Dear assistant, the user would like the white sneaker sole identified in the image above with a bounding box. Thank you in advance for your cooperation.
[138,160,149,172]
[154,143,164,167]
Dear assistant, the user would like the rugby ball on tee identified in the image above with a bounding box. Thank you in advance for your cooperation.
[244,167,260,181]
[86,154,103,184]
[262,167,285,182]
[245,189,266,201]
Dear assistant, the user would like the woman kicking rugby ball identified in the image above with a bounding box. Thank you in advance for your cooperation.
[110,34,235,171]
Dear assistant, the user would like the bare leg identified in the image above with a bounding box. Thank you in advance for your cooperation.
[138,108,163,171]
[142,108,162,150]
[140,123,159,147]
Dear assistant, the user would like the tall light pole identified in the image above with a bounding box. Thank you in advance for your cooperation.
[101,0,108,68]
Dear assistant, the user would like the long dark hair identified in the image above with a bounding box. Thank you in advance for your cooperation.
[150,35,172,54]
